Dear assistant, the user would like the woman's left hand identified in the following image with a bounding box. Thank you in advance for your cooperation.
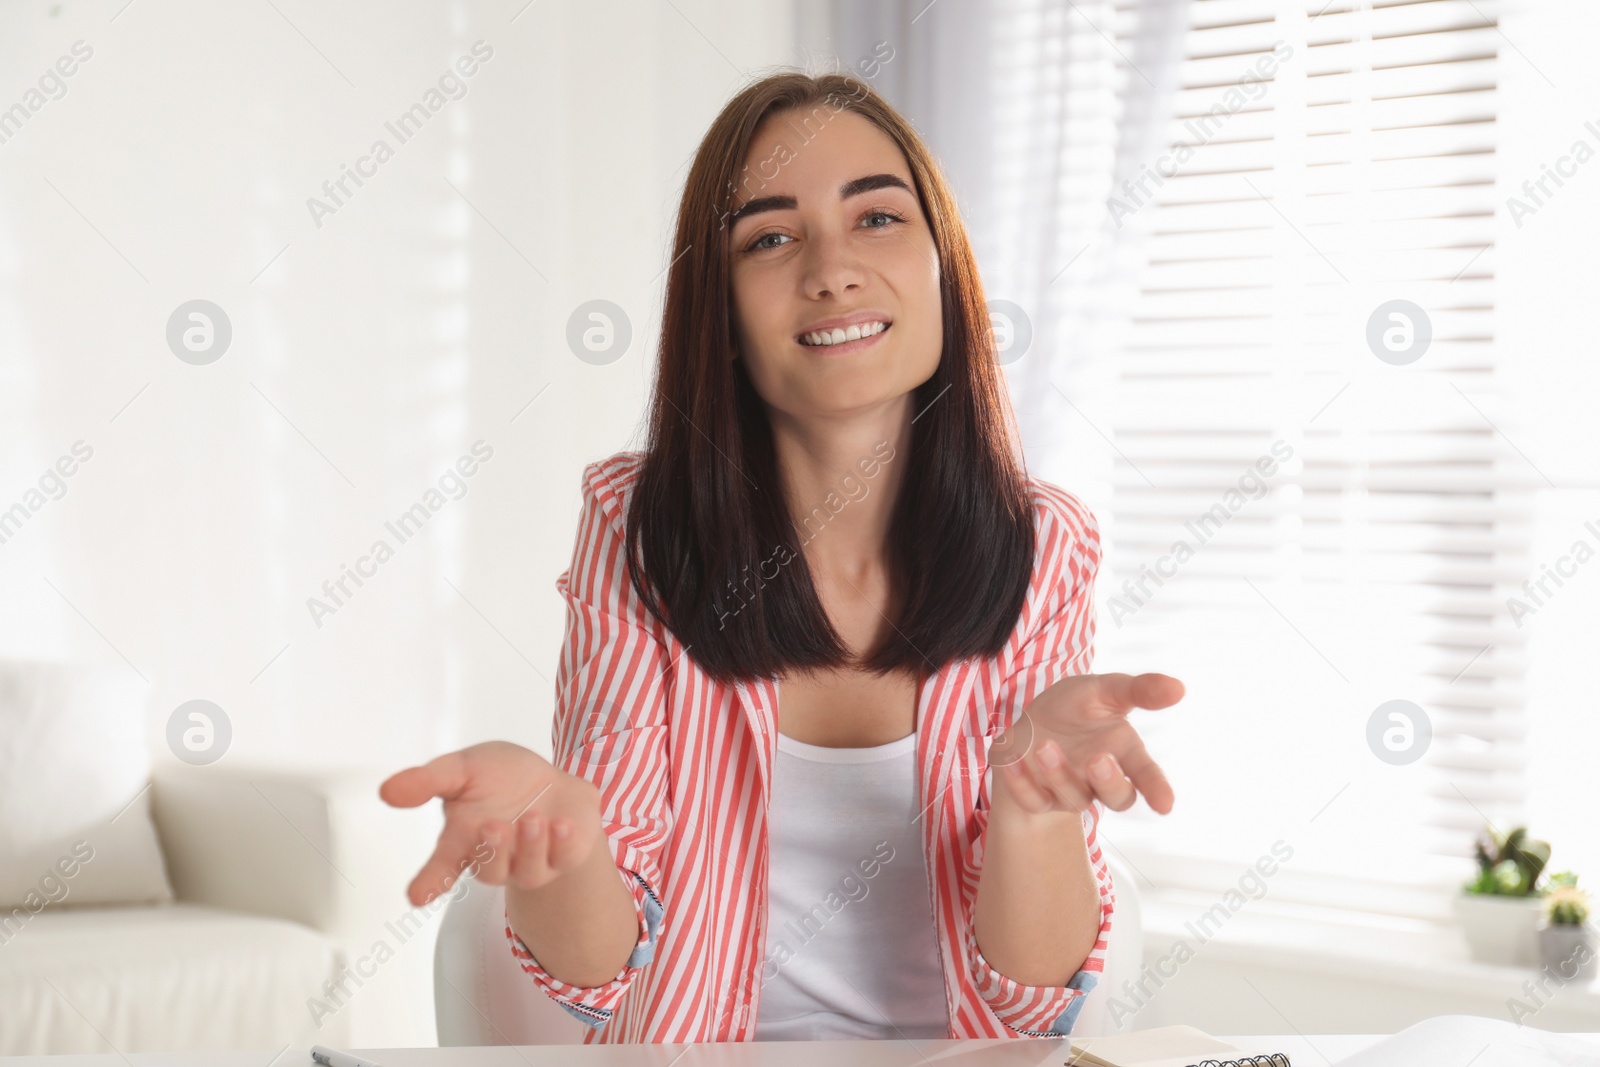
[990,672,1183,818]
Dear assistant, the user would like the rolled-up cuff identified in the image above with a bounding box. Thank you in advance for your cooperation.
[503,865,665,1031]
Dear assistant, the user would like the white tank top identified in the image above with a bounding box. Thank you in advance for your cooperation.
[752,728,949,1041]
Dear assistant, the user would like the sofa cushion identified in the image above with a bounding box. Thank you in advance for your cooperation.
[0,902,346,1053]
[0,657,172,908]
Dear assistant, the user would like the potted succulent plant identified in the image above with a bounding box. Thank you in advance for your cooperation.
[1539,871,1597,981]
[1453,825,1549,967]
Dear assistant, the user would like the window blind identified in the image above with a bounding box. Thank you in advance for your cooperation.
[1091,0,1532,918]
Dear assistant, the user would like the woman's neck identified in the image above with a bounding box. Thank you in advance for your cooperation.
[768,396,913,583]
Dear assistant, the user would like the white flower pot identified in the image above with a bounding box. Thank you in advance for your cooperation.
[1453,892,1543,966]
[1539,924,1598,981]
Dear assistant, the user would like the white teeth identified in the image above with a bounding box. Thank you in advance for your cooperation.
[801,321,888,347]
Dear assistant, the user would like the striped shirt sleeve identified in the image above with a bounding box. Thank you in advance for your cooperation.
[965,486,1114,1036]
[504,457,674,1031]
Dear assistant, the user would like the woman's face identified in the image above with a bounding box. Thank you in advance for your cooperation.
[725,107,942,422]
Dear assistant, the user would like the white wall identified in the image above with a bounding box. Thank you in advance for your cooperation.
[0,3,805,1048]
[0,0,803,776]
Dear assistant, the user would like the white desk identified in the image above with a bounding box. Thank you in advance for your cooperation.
[0,1034,1553,1066]
[6,1033,1600,1066]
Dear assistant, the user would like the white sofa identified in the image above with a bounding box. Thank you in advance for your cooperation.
[0,762,443,1055]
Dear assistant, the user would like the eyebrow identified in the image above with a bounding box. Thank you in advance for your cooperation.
[726,173,914,227]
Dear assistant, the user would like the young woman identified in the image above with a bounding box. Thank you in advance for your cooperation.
[380,70,1182,1045]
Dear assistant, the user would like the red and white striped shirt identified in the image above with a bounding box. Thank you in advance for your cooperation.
[506,450,1113,1043]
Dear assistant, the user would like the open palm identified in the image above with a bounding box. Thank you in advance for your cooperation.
[990,672,1183,817]
[379,740,602,905]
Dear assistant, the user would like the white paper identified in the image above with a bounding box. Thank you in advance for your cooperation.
[1331,1015,1600,1067]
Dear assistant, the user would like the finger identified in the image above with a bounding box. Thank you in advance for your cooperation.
[472,818,515,885]
[1119,741,1176,815]
[1085,752,1138,812]
[1033,740,1093,812]
[380,750,470,808]
[408,818,480,906]
[543,815,589,873]
[998,758,1054,815]
[508,813,557,890]
[1094,672,1186,714]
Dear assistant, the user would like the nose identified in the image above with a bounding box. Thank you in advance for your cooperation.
[803,227,866,300]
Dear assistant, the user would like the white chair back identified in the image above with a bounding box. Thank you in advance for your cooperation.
[1072,851,1145,1036]
[433,876,587,1045]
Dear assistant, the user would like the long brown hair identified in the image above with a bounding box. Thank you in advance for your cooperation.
[624,69,1037,686]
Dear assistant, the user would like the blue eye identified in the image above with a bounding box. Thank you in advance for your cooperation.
[749,231,791,252]
[741,207,908,254]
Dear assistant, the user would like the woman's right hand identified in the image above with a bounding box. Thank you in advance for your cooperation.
[380,740,604,906]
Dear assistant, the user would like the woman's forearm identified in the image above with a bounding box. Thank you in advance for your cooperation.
[973,776,1103,987]
[504,825,641,988]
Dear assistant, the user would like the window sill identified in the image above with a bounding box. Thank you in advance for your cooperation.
[1140,888,1600,1007]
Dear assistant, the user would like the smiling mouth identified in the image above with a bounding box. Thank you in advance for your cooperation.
[796,321,892,349]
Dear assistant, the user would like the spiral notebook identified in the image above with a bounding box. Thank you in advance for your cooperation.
[1066,1025,1291,1067]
